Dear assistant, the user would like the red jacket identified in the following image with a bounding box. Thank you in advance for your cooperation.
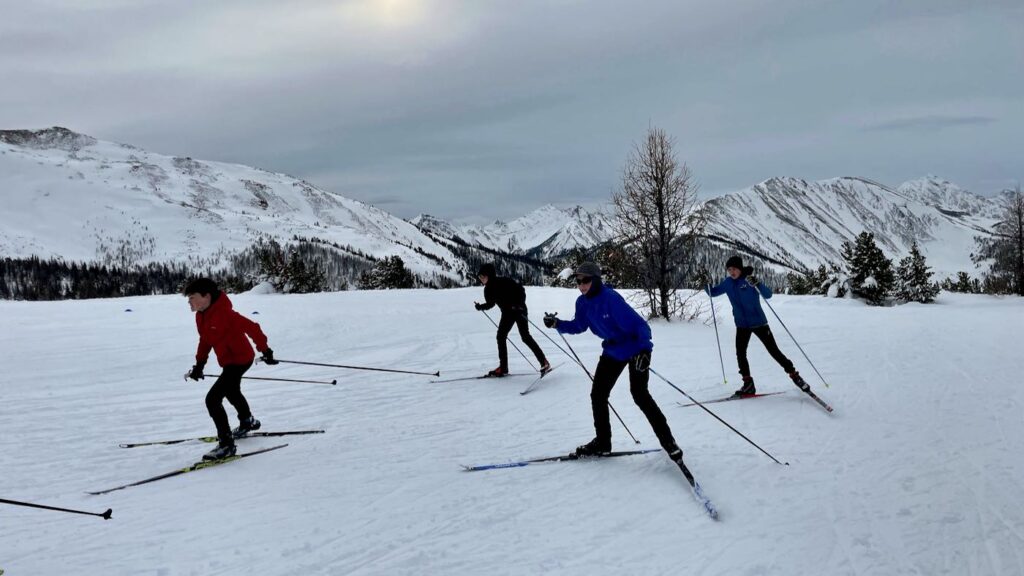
[195,293,269,367]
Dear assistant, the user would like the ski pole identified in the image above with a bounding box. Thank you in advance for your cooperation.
[525,315,578,366]
[649,368,788,465]
[761,298,830,388]
[558,332,642,446]
[206,375,337,385]
[706,285,729,386]
[481,309,538,372]
[0,497,112,520]
[268,359,440,377]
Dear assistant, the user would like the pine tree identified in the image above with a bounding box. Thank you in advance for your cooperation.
[358,256,415,289]
[841,231,894,305]
[895,241,939,303]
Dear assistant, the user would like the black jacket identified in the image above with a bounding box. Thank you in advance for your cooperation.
[480,277,527,311]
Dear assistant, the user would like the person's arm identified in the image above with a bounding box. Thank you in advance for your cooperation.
[236,312,269,352]
[757,281,773,300]
[477,284,497,310]
[555,298,590,335]
[195,317,212,365]
[707,277,727,297]
[195,337,212,366]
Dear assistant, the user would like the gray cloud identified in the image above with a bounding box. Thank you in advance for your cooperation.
[865,115,997,132]
[2,0,1022,219]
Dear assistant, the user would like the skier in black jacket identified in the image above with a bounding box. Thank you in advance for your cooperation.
[474,263,550,377]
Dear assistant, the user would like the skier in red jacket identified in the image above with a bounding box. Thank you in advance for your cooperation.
[184,278,277,460]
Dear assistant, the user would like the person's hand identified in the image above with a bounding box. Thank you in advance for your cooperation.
[746,275,759,286]
[261,348,279,365]
[187,363,205,381]
[474,302,485,311]
[632,350,651,372]
[543,312,559,329]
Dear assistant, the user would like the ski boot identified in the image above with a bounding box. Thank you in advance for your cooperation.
[539,361,552,376]
[573,438,611,458]
[790,371,810,392]
[232,416,261,439]
[732,377,756,398]
[203,439,237,461]
[486,366,508,378]
[666,443,684,463]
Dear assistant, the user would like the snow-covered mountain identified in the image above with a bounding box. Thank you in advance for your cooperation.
[897,175,1004,219]
[412,204,616,259]
[703,176,1000,278]
[0,127,468,282]
[2,127,1001,288]
[418,175,1000,280]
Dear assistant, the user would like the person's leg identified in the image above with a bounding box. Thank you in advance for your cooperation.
[589,355,627,450]
[752,326,795,374]
[515,313,548,366]
[205,376,233,444]
[734,327,756,393]
[221,363,254,422]
[495,311,516,371]
[627,352,679,454]
[735,327,754,378]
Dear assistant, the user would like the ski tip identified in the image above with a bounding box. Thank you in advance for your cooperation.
[102,508,113,520]
[118,444,131,449]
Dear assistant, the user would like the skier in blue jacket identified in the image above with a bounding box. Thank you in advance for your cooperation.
[707,256,811,397]
[544,262,683,461]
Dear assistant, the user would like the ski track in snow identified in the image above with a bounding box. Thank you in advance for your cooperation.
[1,288,1022,575]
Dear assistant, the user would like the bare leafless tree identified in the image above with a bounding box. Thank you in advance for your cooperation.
[612,127,707,320]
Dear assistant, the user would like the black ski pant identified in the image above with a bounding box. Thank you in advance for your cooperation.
[496,308,547,370]
[736,325,794,378]
[590,353,677,452]
[205,362,253,444]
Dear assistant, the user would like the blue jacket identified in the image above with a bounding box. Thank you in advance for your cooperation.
[707,276,772,329]
[556,282,652,361]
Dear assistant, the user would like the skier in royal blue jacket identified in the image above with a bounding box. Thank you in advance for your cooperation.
[544,262,683,462]
[706,255,811,397]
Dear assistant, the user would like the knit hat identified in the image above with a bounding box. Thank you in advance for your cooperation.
[477,263,496,278]
[183,277,218,296]
[574,261,602,278]
[725,256,743,270]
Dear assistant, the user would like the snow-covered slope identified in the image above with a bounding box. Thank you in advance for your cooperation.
[703,176,1000,278]
[2,289,1022,574]
[0,127,466,281]
[414,205,616,258]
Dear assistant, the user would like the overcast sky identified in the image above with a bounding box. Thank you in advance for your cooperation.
[2,0,1021,221]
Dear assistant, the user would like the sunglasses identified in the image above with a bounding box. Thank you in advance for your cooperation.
[575,276,593,285]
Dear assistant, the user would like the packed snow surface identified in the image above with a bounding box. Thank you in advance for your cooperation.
[2,288,1022,575]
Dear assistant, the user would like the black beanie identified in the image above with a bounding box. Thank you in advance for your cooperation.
[725,256,743,270]
[478,263,496,277]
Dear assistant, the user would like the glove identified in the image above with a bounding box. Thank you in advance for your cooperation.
[187,363,205,381]
[746,275,759,286]
[633,350,651,372]
[260,348,279,365]
[543,312,559,329]
[474,302,485,311]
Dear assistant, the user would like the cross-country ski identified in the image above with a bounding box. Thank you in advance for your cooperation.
[118,430,325,448]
